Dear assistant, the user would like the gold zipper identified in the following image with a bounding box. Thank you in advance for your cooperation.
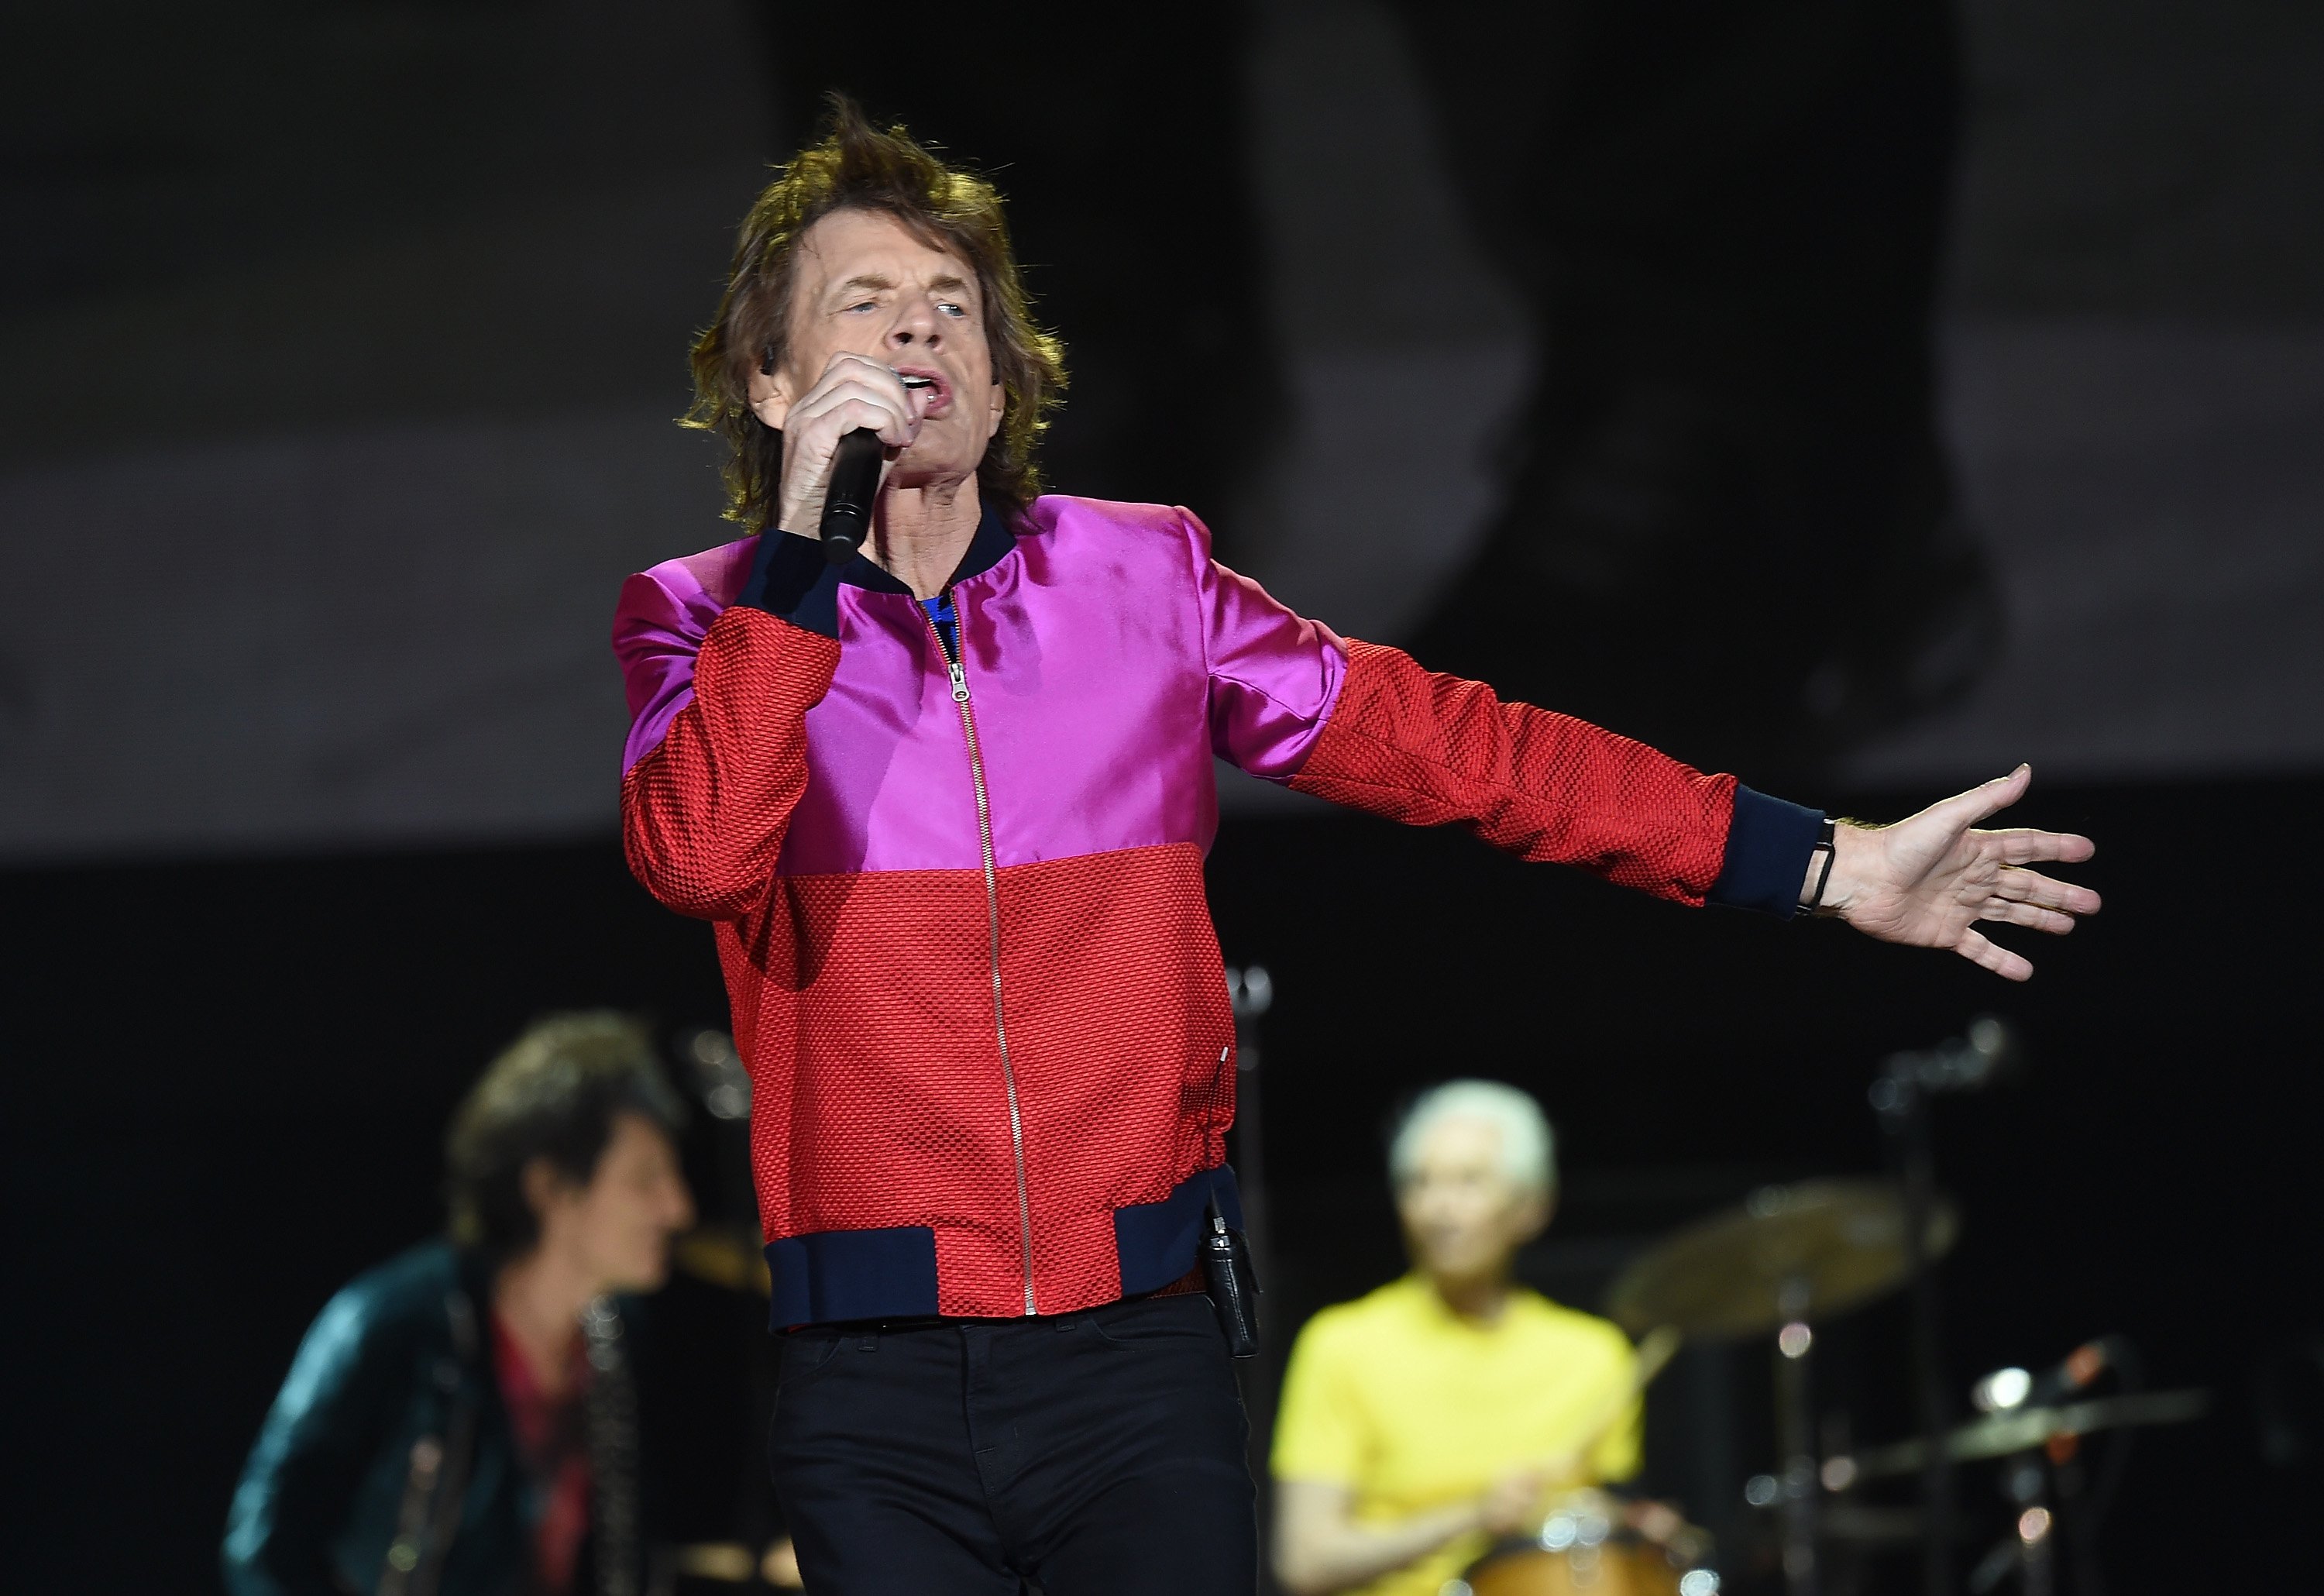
[927,599,1037,1315]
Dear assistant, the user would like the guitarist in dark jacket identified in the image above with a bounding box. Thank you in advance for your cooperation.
[224,1014,696,1596]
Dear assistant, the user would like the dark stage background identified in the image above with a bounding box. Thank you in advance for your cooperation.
[8,778,2320,1591]
[5,1,2322,1591]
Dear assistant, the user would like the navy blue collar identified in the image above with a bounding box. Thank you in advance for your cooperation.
[837,501,1017,594]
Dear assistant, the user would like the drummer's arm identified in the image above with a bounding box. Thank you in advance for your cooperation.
[1274,1472,1542,1596]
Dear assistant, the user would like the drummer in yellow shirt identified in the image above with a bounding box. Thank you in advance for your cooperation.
[1272,1081,1641,1596]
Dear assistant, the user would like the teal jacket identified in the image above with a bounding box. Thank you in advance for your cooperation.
[222,1242,642,1596]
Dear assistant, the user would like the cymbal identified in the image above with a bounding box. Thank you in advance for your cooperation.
[674,1225,772,1296]
[1838,1388,2209,1481]
[1605,1178,1957,1339]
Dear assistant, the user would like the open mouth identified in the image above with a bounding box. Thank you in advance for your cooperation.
[893,367,952,414]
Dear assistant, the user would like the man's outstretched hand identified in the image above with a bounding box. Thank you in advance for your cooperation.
[1817,765,2099,982]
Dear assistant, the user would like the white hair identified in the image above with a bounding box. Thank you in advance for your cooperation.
[1389,1079,1557,1195]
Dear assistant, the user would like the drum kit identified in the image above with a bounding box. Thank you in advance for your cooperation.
[1465,1487,1717,1596]
[1461,1023,2205,1596]
[669,1011,2204,1596]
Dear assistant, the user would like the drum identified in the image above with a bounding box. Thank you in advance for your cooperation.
[1460,1495,1715,1596]
[1463,1541,1684,1596]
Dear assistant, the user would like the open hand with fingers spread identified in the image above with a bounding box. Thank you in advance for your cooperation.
[1817,765,2099,981]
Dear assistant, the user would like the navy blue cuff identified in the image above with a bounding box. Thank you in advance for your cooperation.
[736,531,841,638]
[1708,784,1825,918]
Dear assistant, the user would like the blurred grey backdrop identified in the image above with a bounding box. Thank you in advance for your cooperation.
[2,0,2318,861]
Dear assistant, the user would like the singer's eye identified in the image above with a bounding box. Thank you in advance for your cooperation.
[937,301,967,318]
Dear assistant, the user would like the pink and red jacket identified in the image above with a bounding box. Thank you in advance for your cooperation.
[614,497,1817,1327]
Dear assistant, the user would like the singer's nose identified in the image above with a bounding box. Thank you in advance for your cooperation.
[889,294,942,350]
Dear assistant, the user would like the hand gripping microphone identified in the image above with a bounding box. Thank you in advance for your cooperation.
[817,428,884,566]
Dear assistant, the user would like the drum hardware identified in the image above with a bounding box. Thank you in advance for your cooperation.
[1847,1381,2204,1594]
[1772,1276,1817,1596]
[656,1038,792,1592]
[1462,1486,1721,1596]
[1972,1478,2054,1596]
[671,1540,804,1587]
[1594,1023,2195,1596]
[1814,1504,1923,1545]
[1810,1371,2201,1595]
[1604,1180,1958,1341]
[1741,1488,1928,1543]
[1548,1325,1685,1483]
[1607,1178,1958,1596]
[1456,1332,1706,1596]
[1872,1016,2017,1596]
[1517,1326,1683,1510]
[672,1224,772,1296]
[672,1543,756,1583]
[1827,1388,2208,1481]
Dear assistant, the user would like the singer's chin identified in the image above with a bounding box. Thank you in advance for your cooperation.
[892,441,975,482]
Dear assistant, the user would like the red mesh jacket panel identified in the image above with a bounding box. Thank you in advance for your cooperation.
[708,841,1234,1319]
[997,845,1236,1314]
[622,608,839,922]
[1291,640,1736,905]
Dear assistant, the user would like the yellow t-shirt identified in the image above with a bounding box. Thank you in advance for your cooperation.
[1271,1275,1641,1596]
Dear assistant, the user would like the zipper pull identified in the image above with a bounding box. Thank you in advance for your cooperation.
[948,662,969,704]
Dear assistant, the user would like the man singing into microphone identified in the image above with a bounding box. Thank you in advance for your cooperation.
[613,100,2098,1596]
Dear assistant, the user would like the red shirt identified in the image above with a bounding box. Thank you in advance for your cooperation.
[491,1314,593,1596]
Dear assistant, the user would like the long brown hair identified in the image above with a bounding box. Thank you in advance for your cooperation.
[684,95,1067,529]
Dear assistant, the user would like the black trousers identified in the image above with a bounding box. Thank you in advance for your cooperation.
[769,1293,1256,1594]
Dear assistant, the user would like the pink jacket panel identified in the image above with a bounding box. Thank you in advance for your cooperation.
[610,496,1348,875]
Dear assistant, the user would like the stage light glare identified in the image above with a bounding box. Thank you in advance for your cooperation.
[2018,1506,2053,1543]
[1973,1366,2033,1412]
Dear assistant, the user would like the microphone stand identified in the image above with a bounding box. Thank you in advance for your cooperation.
[1872,1017,2015,1596]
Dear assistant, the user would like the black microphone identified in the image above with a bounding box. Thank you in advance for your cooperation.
[818,427,884,566]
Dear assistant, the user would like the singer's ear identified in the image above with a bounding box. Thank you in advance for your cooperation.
[748,363,792,432]
[987,375,1005,430]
